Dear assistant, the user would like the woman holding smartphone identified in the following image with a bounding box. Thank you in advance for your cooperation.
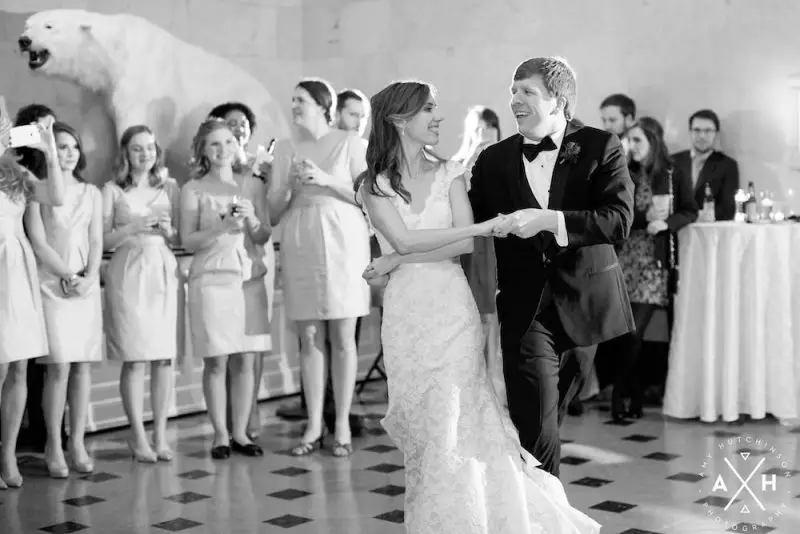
[0,105,65,489]
[180,118,272,460]
[25,122,103,478]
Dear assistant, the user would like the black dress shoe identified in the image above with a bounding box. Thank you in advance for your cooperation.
[567,401,584,416]
[611,392,627,422]
[231,440,263,457]
[210,445,231,460]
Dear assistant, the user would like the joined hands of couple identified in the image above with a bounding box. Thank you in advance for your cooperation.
[362,208,559,283]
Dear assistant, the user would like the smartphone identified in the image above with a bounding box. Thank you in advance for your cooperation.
[9,124,41,148]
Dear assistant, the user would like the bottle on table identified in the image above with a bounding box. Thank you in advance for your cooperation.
[744,181,758,223]
[702,182,716,222]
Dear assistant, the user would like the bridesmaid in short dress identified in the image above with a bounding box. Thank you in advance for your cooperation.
[103,125,181,463]
[180,118,272,460]
[207,102,276,440]
[0,113,65,489]
[268,79,370,457]
[25,122,103,478]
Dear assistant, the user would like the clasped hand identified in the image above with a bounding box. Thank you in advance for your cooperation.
[131,213,172,236]
[480,209,555,239]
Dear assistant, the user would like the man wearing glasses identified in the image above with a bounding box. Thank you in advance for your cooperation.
[673,109,739,221]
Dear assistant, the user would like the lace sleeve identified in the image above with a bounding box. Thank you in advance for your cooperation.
[442,160,468,193]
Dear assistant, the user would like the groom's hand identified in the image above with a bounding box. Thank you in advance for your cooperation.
[508,209,560,239]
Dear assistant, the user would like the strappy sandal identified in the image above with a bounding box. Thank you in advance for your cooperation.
[331,441,353,458]
[290,435,324,457]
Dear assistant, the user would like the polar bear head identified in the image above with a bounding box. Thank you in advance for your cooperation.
[19,10,129,93]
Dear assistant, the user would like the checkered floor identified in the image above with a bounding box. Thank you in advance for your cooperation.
[1,382,799,533]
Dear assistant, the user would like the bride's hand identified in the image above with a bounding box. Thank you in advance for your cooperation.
[475,214,513,237]
[363,254,398,279]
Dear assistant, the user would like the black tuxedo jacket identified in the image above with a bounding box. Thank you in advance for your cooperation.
[672,150,739,221]
[468,121,635,346]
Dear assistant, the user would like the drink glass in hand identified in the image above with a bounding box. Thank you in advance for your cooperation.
[651,194,672,221]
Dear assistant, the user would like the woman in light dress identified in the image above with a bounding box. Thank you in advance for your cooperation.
[454,105,502,361]
[208,102,276,441]
[180,118,271,460]
[25,122,103,478]
[0,111,65,489]
[103,125,180,463]
[268,78,370,457]
[359,81,600,534]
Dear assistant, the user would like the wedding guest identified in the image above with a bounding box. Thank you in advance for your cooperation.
[607,117,697,420]
[672,109,739,221]
[180,118,271,459]
[600,93,636,137]
[335,89,370,139]
[268,78,370,457]
[12,104,67,453]
[454,105,501,359]
[103,125,180,463]
[0,111,65,489]
[208,102,276,441]
[25,122,102,478]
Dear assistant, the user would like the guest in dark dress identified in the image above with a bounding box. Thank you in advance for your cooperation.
[607,117,697,420]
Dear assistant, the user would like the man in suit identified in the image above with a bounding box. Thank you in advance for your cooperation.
[672,109,739,221]
[469,56,635,477]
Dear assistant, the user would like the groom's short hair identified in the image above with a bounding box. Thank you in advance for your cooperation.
[514,56,577,120]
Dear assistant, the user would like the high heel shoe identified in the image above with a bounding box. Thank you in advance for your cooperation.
[69,445,95,474]
[291,432,324,457]
[127,442,157,464]
[231,440,263,457]
[0,468,23,488]
[45,448,70,479]
[155,448,174,462]
[331,441,353,458]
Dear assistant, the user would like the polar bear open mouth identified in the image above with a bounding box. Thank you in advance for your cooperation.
[26,48,51,70]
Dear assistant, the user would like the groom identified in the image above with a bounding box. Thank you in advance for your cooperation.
[468,56,635,477]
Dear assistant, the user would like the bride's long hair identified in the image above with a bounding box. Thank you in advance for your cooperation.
[355,81,443,204]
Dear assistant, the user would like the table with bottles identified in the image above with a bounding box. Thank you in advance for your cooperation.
[663,218,800,423]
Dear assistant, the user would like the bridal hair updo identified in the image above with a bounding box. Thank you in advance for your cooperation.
[296,78,337,125]
[114,125,167,190]
[188,118,232,179]
[355,80,440,204]
[514,56,578,121]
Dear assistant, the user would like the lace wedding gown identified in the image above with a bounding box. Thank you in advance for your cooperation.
[363,162,601,534]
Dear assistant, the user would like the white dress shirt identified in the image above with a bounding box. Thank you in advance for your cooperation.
[521,126,569,246]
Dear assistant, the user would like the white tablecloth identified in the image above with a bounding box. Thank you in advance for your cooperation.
[663,222,800,423]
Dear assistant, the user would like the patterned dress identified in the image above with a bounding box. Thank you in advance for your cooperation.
[617,171,669,307]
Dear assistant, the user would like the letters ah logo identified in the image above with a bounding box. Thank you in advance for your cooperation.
[700,435,792,531]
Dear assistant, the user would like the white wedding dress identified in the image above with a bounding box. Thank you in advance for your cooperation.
[362,161,601,534]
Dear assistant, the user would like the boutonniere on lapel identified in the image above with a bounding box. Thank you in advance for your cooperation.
[559,142,581,165]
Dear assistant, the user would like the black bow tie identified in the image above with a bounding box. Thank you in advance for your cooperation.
[522,136,557,162]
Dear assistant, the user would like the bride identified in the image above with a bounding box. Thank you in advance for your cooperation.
[358,81,601,534]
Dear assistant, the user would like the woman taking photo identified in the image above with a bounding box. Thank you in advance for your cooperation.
[0,106,65,488]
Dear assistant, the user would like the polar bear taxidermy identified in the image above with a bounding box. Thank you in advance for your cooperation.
[19,9,290,184]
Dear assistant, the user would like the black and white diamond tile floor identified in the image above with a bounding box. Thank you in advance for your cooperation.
[1,382,799,533]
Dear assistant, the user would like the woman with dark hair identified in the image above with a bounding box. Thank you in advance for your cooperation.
[103,125,181,462]
[358,81,598,533]
[0,106,65,489]
[608,117,697,420]
[207,101,275,441]
[454,105,502,360]
[267,78,369,457]
[25,122,103,477]
[180,118,271,460]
